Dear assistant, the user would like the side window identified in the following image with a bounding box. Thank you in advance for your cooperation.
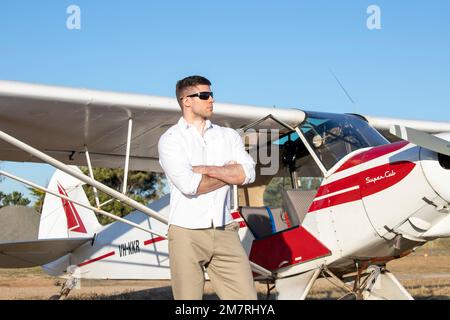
[263,177,291,208]
[263,176,323,208]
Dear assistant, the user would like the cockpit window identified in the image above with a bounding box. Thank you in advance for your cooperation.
[300,111,388,170]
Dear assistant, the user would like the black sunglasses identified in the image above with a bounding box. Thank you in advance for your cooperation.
[186,91,214,100]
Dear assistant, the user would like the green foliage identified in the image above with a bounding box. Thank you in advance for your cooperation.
[79,168,165,225]
[263,177,292,208]
[28,187,45,213]
[0,191,31,208]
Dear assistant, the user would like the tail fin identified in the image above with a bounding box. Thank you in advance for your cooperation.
[38,166,102,239]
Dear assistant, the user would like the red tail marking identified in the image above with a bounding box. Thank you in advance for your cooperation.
[57,182,87,234]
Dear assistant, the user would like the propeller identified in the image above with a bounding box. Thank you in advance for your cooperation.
[390,125,450,156]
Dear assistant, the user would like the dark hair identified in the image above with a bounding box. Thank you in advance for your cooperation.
[176,75,211,104]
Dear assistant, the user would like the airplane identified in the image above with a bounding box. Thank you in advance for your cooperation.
[1,80,450,300]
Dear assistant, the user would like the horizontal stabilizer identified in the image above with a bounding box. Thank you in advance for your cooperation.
[0,238,91,268]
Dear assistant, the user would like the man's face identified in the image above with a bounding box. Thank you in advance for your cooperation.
[183,84,214,119]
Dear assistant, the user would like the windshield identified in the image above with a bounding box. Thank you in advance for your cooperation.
[299,111,389,170]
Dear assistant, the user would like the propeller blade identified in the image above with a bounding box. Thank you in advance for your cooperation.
[390,125,450,156]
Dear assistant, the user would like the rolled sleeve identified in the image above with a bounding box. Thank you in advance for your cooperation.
[158,133,203,196]
[230,130,256,185]
[240,161,256,185]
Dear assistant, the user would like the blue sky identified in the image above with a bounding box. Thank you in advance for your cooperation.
[1,0,449,202]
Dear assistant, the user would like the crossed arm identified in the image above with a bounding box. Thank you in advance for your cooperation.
[192,162,247,195]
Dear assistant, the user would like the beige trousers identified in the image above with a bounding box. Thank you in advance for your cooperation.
[168,222,257,300]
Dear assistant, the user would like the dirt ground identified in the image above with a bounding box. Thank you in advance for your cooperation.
[2,242,450,300]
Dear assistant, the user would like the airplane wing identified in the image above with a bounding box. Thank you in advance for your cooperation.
[1,80,450,171]
[363,115,450,142]
[0,81,305,172]
[0,238,91,268]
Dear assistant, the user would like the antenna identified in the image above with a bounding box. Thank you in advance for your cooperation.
[328,68,356,106]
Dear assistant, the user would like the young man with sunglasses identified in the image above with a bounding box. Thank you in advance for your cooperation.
[158,75,257,300]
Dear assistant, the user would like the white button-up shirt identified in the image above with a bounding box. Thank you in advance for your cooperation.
[158,117,255,229]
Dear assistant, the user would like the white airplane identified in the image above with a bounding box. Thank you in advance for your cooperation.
[1,80,450,300]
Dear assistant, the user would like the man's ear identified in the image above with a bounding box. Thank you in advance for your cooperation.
[183,97,192,109]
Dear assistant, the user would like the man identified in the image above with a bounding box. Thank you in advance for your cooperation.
[158,75,257,300]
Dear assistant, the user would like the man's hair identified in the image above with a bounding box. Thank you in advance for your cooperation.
[176,75,211,107]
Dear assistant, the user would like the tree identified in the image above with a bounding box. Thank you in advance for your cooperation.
[30,167,166,225]
[79,167,166,225]
[0,162,31,207]
[29,187,45,213]
[0,191,31,208]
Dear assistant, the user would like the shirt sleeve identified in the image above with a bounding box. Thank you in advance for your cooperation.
[158,133,203,196]
[230,129,256,185]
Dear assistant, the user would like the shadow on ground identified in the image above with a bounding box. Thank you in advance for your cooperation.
[67,285,277,300]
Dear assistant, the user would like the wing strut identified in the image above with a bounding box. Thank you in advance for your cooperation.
[83,118,133,208]
[84,146,101,208]
[122,118,133,194]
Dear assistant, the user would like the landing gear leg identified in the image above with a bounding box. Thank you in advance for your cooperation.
[321,264,413,300]
[57,265,81,300]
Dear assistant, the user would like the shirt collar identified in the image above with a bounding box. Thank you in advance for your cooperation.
[177,117,213,131]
